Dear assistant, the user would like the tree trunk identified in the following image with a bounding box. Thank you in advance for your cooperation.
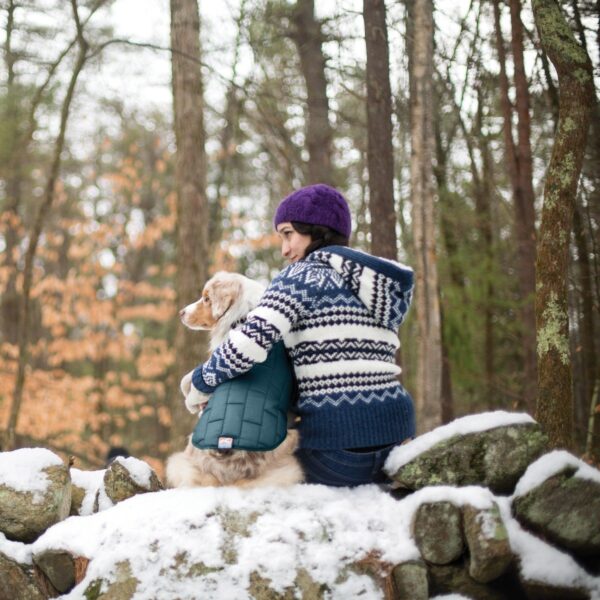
[291,0,334,185]
[211,0,248,252]
[532,0,594,450]
[407,0,443,433]
[573,205,598,457]
[1,0,22,346]
[492,0,537,414]
[5,1,88,450]
[473,84,496,405]
[170,0,210,449]
[363,0,397,260]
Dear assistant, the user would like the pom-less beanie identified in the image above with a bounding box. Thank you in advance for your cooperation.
[273,184,352,239]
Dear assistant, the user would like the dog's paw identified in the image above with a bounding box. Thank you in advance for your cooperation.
[180,370,194,396]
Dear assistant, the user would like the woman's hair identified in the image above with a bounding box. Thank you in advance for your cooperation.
[291,221,349,258]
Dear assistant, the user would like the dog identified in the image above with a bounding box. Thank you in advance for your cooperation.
[166,271,303,488]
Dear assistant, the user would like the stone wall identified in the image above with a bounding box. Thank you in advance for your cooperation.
[1,413,599,599]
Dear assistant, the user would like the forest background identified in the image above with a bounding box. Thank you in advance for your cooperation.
[0,0,598,477]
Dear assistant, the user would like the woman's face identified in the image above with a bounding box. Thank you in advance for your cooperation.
[277,222,312,263]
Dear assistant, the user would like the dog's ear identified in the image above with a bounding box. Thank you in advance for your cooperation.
[209,277,242,320]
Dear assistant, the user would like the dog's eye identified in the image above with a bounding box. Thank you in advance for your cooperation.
[203,295,211,304]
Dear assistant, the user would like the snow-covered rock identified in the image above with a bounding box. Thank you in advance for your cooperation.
[385,411,548,494]
[463,503,512,584]
[70,468,105,516]
[102,456,163,504]
[0,448,71,543]
[512,451,600,560]
[2,413,600,599]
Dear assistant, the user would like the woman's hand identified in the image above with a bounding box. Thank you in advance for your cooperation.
[184,387,208,414]
[180,370,194,396]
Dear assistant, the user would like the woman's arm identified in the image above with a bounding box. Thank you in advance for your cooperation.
[191,264,312,393]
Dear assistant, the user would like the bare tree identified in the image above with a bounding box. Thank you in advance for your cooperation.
[532,0,594,449]
[170,0,210,448]
[363,0,397,261]
[492,0,537,413]
[290,0,334,185]
[5,0,89,450]
[407,0,443,432]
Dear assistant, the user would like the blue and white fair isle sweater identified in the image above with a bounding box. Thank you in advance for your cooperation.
[192,246,416,450]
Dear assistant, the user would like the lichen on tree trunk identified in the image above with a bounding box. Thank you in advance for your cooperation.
[532,0,594,450]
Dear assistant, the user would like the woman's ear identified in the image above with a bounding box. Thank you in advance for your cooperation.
[210,277,242,320]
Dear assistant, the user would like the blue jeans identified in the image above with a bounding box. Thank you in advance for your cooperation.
[296,445,396,487]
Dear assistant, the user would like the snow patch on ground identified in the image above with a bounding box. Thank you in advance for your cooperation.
[513,450,600,497]
[0,448,64,503]
[384,411,535,474]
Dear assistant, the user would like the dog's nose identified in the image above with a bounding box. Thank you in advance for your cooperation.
[179,308,186,318]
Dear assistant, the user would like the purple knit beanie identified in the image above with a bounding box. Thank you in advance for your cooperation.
[273,184,352,238]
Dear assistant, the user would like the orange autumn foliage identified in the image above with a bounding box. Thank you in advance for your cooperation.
[0,130,180,469]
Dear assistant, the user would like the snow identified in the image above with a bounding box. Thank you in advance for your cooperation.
[3,427,600,599]
[0,448,64,503]
[0,531,33,565]
[32,484,414,598]
[112,456,154,488]
[71,468,105,516]
[513,450,600,497]
[25,483,505,599]
[384,411,535,473]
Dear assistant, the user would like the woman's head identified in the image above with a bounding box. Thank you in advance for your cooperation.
[274,184,351,262]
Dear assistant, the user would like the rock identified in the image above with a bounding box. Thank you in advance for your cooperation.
[412,501,464,564]
[463,504,513,583]
[83,560,139,600]
[33,549,89,595]
[0,552,45,600]
[388,422,548,494]
[70,482,86,516]
[0,449,71,542]
[103,457,163,504]
[513,469,600,559]
[247,569,330,600]
[428,560,523,600]
[519,579,590,600]
[391,560,429,600]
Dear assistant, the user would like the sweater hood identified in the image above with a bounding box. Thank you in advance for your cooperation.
[307,246,414,330]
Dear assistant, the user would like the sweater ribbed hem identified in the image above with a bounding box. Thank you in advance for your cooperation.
[298,390,415,450]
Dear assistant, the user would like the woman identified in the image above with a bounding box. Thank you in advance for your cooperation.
[190,183,415,486]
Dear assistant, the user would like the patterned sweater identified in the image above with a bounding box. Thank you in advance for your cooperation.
[192,246,416,450]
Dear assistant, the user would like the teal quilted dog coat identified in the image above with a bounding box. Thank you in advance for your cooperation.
[191,342,294,451]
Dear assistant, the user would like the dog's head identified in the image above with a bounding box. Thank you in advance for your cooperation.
[179,272,244,331]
